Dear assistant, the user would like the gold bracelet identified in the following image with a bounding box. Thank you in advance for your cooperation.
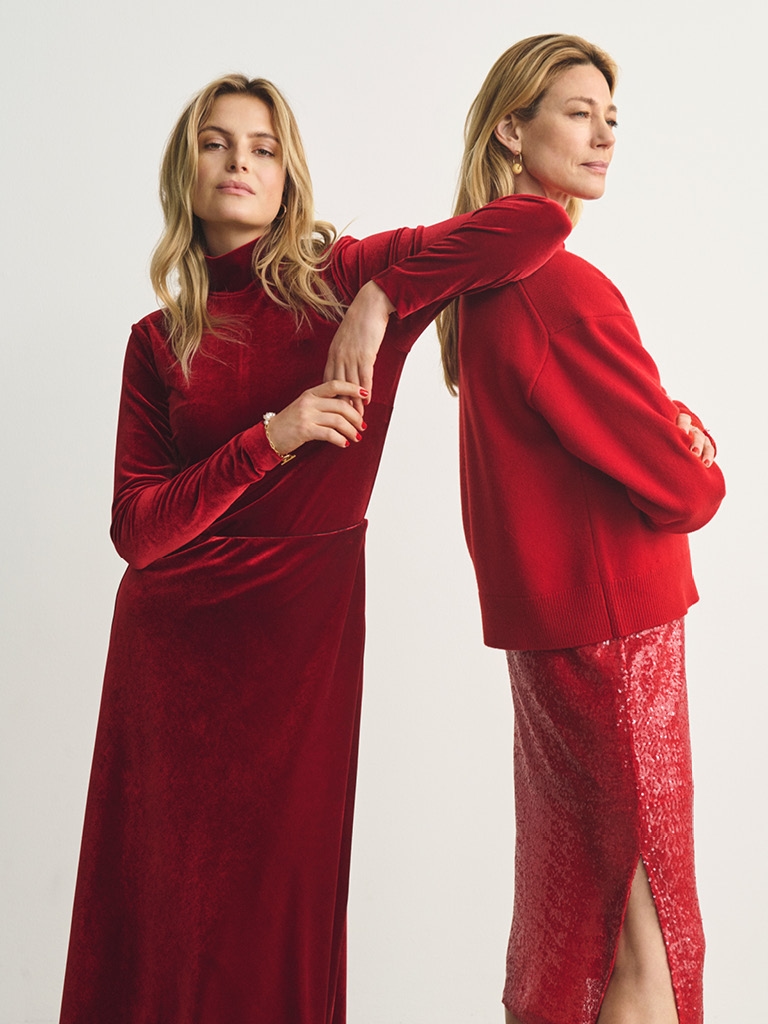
[262,413,296,465]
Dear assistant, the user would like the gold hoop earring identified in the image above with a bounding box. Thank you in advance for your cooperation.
[511,153,523,176]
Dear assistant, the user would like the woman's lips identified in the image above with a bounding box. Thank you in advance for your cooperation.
[217,180,255,194]
[582,162,609,175]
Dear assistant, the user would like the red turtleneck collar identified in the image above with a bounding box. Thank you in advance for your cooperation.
[205,238,258,294]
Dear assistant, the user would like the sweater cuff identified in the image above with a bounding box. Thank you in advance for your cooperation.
[240,423,284,473]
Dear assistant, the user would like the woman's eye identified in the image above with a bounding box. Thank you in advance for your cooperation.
[202,141,225,151]
[572,110,589,118]
[254,147,275,158]
[607,119,619,129]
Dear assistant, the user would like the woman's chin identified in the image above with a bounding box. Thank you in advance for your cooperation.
[574,182,608,202]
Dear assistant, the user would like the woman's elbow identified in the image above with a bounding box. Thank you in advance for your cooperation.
[110,518,157,570]
[641,471,726,534]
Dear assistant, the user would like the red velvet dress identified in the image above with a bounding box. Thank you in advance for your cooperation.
[59,197,572,1024]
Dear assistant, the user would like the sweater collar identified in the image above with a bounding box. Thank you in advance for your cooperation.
[205,238,258,293]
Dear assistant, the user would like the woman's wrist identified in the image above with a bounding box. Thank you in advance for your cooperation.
[353,280,395,322]
[263,413,296,465]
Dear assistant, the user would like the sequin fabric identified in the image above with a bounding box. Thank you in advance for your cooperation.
[503,619,704,1024]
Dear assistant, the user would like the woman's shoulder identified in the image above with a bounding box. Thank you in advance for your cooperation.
[129,307,169,347]
[132,306,167,332]
[520,249,631,326]
[546,248,614,284]
[123,309,174,375]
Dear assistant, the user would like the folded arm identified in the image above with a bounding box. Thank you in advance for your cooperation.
[533,315,725,533]
[111,327,365,568]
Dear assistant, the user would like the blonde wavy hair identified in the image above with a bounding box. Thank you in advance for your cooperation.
[437,34,618,392]
[150,75,341,376]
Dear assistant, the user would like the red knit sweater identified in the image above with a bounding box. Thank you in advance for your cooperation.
[458,246,725,651]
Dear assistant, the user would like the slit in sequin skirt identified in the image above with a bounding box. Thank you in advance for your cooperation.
[503,618,704,1024]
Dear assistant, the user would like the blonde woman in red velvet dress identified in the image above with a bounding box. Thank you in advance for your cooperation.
[331,34,724,1024]
[58,75,572,1024]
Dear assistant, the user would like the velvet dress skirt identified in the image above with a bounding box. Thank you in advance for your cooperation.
[503,618,704,1024]
[59,522,367,1024]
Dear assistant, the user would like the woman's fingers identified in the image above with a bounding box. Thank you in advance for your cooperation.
[688,427,704,456]
[690,428,715,467]
[323,281,394,407]
[675,413,715,468]
[324,339,368,390]
[266,382,368,455]
[312,412,363,447]
[675,412,692,433]
[352,360,374,405]
[323,356,368,417]
[316,376,368,418]
[311,379,368,402]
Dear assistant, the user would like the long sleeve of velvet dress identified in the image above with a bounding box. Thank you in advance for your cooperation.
[59,195,572,1024]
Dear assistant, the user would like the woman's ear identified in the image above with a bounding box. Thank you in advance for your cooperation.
[494,113,523,154]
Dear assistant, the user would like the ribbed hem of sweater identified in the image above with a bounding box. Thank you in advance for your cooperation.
[479,563,699,652]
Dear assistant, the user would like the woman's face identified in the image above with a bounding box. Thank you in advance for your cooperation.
[192,94,287,256]
[496,63,617,206]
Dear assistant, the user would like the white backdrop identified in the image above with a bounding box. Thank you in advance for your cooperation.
[1,1,765,1021]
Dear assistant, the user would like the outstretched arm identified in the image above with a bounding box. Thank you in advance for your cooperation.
[324,194,571,402]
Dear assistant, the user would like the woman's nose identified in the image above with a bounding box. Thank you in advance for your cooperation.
[596,122,615,147]
[228,145,249,171]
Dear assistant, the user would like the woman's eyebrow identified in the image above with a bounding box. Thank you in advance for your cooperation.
[198,124,280,144]
[566,96,618,114]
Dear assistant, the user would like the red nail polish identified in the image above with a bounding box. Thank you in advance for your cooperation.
[691,446,701,456]
[359,388,369,397]
[355,433,362,441]
[344,440,350,447]
[361,421,367,430]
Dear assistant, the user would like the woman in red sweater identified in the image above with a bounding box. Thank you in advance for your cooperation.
[58,75,572,1024]
[326,30,724,1024]
[435,34,725,1024]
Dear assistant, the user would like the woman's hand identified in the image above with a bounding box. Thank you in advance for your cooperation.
[676,412,715,468]
[266,380,367,456]
[323,281,395,413]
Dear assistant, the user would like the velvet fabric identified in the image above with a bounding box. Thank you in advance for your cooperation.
[59,196,572,1024]
[64,526,366,1023]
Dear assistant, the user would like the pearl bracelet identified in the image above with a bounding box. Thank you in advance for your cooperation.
[262,413,296,465]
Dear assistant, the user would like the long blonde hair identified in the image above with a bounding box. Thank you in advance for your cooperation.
[150,75,342,377]
[437,34,618,392]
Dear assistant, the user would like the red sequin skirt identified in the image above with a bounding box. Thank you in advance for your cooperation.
[504,619,704,1024]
